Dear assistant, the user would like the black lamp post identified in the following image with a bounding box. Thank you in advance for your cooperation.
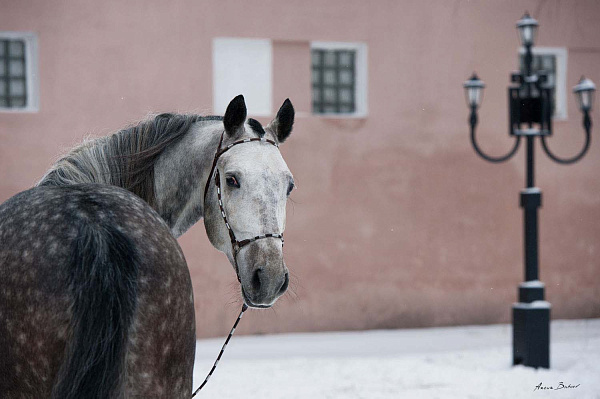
[464,12,595,369]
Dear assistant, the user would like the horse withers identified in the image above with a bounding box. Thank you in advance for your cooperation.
[0,95,296,398]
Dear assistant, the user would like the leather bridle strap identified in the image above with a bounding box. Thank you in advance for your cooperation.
[202,131,225,204]
[203,131,280,201]
[203,131,284,282]
[191,131,284,397]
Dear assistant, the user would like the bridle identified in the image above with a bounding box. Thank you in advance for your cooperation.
[202,130,285,282]
[192,130,286,397]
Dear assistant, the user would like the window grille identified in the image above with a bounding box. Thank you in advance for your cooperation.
[0,39,27,108]
[312,49,356,114]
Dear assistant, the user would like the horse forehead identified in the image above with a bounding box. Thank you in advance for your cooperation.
[223,143,290,176]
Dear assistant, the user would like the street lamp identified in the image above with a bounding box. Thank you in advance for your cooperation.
[464,73,485,109]
[463,12,595,369]
[516,12,538,47]
[573,77,596,112]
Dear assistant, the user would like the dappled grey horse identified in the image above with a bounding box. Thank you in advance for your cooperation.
[0,95,296,398]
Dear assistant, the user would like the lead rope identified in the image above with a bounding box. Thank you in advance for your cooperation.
[191,304,248,397]
[192,131,283,396]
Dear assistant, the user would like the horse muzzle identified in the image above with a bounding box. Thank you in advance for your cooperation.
[238,242,289,308]
[241,265,289,308]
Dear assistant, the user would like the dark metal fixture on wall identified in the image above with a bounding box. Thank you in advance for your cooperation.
[463,12,595,369]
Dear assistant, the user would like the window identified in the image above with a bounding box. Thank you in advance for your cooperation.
[213,38,272,116]
[519,47,567,119]
[0,32,38,112]
[311,42,367,117]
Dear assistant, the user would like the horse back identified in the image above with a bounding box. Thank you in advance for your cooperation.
[0,184,196,398]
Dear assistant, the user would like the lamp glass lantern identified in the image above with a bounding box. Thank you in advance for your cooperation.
[516,12,539,47]
[573,76,596,112]
[463,73,485,109]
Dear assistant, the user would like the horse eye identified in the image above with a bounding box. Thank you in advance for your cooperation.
[226,176,240,188]
[287,181,295,196]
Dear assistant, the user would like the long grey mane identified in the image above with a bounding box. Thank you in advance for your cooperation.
[37,113,222,208]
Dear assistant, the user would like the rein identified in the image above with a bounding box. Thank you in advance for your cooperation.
[191,304,247,397]
[192,130,284,396]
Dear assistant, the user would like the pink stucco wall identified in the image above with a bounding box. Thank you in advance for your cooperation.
[1,0,599,338]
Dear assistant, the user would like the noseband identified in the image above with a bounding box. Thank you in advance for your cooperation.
[203,131,285,283]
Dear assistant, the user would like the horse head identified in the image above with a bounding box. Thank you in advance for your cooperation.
[203,95,295,308]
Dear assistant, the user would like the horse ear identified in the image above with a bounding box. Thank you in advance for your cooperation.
[268,99,295,143]
[223,95,247,136]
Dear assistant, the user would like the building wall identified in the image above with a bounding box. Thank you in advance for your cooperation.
[1,0,599,338]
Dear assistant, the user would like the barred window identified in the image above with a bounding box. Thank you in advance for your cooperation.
[311,42,367,117]
[0,33,38,112]
[0,39,28,108]
[312,49,356,114]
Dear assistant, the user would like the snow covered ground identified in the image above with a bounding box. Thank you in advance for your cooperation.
[193,319,600,399]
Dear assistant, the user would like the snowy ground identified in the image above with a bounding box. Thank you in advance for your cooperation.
[193,319,600,399]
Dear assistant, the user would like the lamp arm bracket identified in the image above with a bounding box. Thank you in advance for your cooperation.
[470,121,522,163]
[540,123,592,165]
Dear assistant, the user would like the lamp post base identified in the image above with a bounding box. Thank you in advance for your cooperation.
[512,296,550,369]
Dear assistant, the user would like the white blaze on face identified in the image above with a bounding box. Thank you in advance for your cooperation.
[219,142,291,240]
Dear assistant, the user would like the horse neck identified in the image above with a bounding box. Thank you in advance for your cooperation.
[36,114,222,237]
[37,135,129,189]
[153,121,224,237]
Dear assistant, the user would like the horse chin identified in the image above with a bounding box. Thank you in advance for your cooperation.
[241,286,274,309]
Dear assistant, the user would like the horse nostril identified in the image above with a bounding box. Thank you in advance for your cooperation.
[278,272,289,295]
[252,268,263,292]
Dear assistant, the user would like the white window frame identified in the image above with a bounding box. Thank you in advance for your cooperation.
[311,41,368,118]
[213,37,272,117]
[0,31,39,113]
[519,46,568,120]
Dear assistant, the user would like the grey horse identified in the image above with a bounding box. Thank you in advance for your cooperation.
[0,95,295,398]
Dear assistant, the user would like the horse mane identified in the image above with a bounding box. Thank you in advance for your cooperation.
[37,114,223,208]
